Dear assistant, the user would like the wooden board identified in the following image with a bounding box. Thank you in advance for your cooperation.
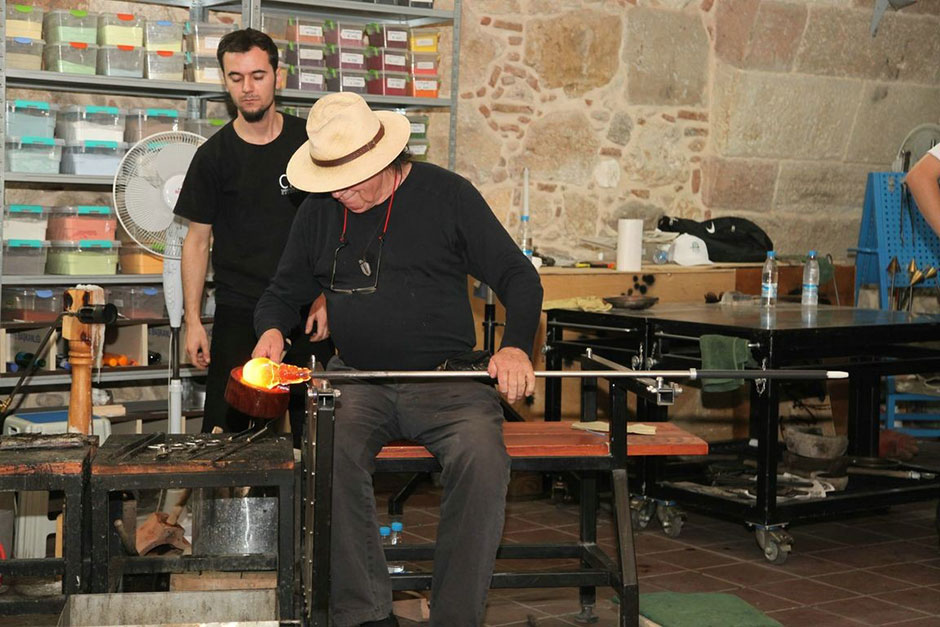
[0,438,92,476]
[376,421,708,460]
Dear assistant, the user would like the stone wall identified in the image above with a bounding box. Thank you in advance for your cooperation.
[454,0,940,262]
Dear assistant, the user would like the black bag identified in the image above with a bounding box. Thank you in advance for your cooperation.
[657,216,773,263]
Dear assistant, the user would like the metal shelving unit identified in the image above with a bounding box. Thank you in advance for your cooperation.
[0,366,203,389]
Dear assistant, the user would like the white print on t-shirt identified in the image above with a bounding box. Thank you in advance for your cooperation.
[279,173,297,196]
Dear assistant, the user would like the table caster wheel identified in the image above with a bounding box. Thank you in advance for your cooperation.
[630,497,656,530]
[656,503,685,538]
[755,527,792,565]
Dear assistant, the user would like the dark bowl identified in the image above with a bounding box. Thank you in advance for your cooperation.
[603,295,659,310]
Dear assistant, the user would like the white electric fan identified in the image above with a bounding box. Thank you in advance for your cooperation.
[113,131,206,434]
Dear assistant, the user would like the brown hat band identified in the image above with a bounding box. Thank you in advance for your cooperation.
[311,123,386,168]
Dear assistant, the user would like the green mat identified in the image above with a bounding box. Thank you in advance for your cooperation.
[639,592,782,627]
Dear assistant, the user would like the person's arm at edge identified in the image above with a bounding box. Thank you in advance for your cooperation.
[905,152,940,237]
[182,221,212,368]
[253,203,323,359]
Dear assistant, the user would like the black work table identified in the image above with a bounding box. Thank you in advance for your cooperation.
[545,303,940,560]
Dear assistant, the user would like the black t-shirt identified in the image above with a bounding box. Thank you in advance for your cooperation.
[174,114,310,308]
[254,162,544,370]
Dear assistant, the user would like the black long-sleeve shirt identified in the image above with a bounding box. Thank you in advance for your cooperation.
[254,162,543,371]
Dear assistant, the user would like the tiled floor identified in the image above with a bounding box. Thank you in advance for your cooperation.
[379,479,940,627]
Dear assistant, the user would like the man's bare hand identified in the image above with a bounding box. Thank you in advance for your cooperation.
[253,329,286,361]
[487,346,535,403]
[185,321,211,369]
[304,293,330,342]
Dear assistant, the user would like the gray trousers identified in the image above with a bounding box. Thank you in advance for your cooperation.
[329,371,511,627]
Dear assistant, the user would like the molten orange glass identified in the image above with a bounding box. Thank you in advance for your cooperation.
[240,357,312,390]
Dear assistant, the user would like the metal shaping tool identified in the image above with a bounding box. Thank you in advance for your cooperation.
[886,256,900,310]
[908,269,925,313]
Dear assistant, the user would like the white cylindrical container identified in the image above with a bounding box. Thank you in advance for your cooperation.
[616,219,643,272]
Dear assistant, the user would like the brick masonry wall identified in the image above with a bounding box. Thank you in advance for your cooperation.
[451,0,940,262]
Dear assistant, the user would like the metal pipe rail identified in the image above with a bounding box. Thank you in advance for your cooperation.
[309,368,848,381]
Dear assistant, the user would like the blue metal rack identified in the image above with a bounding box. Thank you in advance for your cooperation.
[855,171,940,436]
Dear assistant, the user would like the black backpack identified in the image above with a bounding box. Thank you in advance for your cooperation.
[657,216,773,263]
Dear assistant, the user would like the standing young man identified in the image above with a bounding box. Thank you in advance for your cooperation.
[174,28,333,434]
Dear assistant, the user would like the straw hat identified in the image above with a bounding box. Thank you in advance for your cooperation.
[286,92,411,193]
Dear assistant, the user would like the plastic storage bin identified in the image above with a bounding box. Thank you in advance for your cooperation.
[408,138,429,161]
[145,20,183,51]
[261,13,289,40]
[322,19,340,46]
[338,22,367,49]
[340,69,368,94]
[367,70,408,96]
[146,50,185,80]
[6,5,43,39]
[324,67,341,92]
[286,66,326,91]
[183,118,227,138]
[408,74,440,98]
[287,18,324,44]
[96,44,144,77]
[57,106,126,143]
[411,51,439,75]
[286,42,325,68]
[6,37,44,70]
[407,114,429,138]
[5,101,58,138]
[365,23,409,50]
[61,140,127,176]
[5,137,64,174]
[409,28,439,53]
[119,242,163,274]
[125,108,179,142]
[43,41,98,74]
[46,240,120,275]
[3,205,49,240]
[1,241,49,275]
[109,285,164,318]
[185,22,237,54]
[364,46,408,73]
[98,13,143,46]
[1,287,60,321]
[187,53,222,83]
[47,206,116,240]
[44,9,98,45]
[411,0,434,7]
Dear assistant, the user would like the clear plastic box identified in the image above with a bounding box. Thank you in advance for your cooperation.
[185,22,237,54]
[364,46,408,73]
[57,105,126,143]
[125,108,179,142]
[408,138,429,161]
[281,106,310,120]
[364,23,409,50]
[5,101,58,138]
[2,240,50,276]
[407,114,429,138]
[98,13,143,47]
[186,53,223,83]
[261,13,289,40]
[286,42,325,68]
[146,50,185,81]
[119,243,163,274]
[338,22,367,49]
[5,136,64,174]
[286,66,326,92]
[324,67,341,92]
[43,41,98,74]
[145,20,183,51]
[340,69,368,94]
[47,205,116,240]
[408,74,440,98]
[109,285,164,317]
[97,44,144,77]
[6,4,43,39]
[43,9,97,45]
[287,18,324,44]
[367,70,408,96]
[410,0,434,8]
[6,37,44,70]
[46,240,120,275]
[338,48,365,70]
[409,28,439,53]
[3,205,49,240]
[61,140,128,176]
[411,51,439,76]
[184,118,227,138]
[1,288,60,322]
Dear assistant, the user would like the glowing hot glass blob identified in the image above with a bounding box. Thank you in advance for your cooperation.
[241,357,312,390]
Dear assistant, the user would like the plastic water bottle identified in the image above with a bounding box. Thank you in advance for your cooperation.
[760,251,778,307]
[652,248,669,264]
[384,523,405,574]
[517,214,533,259]
[801,250,819,308]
